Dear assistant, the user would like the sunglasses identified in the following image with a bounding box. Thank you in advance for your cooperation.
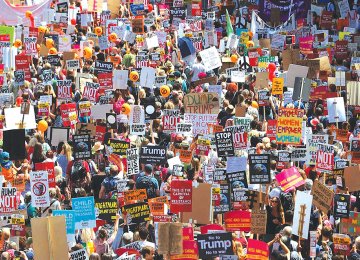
[271,200,279,203]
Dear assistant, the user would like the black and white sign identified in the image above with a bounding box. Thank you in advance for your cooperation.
[73,134,91,159]
[106,113,117,129]
[66,59,80,70]
[94,60,113,75]
[215,132,234,157]
[249,154,270,184]
[197,232,233,258]
[140,145,167,164]
[333,194,350,218]
[47,55,61,66]
[126,148,140,176]
[14,70,25,87]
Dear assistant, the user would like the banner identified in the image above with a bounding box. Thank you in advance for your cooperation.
[170,180,192,213]
[30,171,50,207]
[275,167,305,192]
[276,108,304,145]
[197,233,233,258]
[224,210,251,232]
[249,154,270,184]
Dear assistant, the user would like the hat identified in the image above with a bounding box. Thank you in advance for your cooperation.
[144,164,153,173]
[198,72,207,79]
[92,141,104,153]
[173,71,181,77]
[227,83,238,93]
[0,151,11,169]
[122,232,134,242]
[157,69,166,77]
[225,105,235,115]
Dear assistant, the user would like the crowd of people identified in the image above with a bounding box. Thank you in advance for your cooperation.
[0,0,359,259]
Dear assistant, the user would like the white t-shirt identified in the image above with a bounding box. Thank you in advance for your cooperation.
[191,63,206,82]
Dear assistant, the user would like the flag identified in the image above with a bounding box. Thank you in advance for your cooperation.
[226,9,234,37]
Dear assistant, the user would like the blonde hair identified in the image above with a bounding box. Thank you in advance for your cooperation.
[164,102,175,109]
[138,89,146,99]
[63,142,73,161]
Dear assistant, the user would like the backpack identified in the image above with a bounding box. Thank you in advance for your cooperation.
[103,176,120,199]
[136,175,157,199]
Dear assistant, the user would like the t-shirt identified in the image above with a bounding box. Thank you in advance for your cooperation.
[191,63,206,82]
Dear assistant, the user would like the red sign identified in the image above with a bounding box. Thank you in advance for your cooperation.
[266,119,277,141]
[15,55,31,82]
[224,210,251,232]
[57,80,72,99]
[170,180,192,213]
[316,149,334,172]
[98,73,113,90]
[34,162,56,188]
[182,227,194,241]
[247,239,269,260]
[61,103,77,127]
[275,167,305,193]
[191,2,201,16]
[83,85,98,102]
[200,224,224,234]
[152,215,172,223]
[170,240,198,260]
[95,125,106,142]
[335,40,348,60]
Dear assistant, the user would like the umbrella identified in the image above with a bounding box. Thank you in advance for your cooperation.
[178,37,196,59]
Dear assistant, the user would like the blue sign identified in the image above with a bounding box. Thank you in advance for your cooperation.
[72,196,96,229]
[53,210,76,234]
[130,4,145,16]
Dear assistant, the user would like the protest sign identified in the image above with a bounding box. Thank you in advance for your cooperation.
[73,134,91,159]
[275,167,305,192]
[57,80,72,100]
[340,211,360,235]
[214,182,230,213]
[277,150,291,169]
[70,249,89,260]
[224,210,251,232]
[126,148,139,175]
[292,191,313,239]
[266,119,277,141]
[124,189,147,204]
[30,171,50,207]
[184,93,219,114]
[170,180,192,213]
[199,47,222,71]
[251,210,267,234]
[316,143,335,173]
[272,77,284,95]
[24,37,37,55]
[34,162,56,188]
[311,181,334,213]
[184,114,217,135]
[249,154,270,184]
[276,108,304,145]
[107,139,129,156]
[72,196,96,229]
[170,240,198,260]
[333,233,351,256]
[333,194,350,218]
[197,232,233,258]
[327,97,346,123]
[247,239,269,260]
[121,202,150,224]
[66,59,80,70]
[95,199,118,223]
[162,109,181,132]
[52,210,76,235]
[224,125,247,149]
[306,134,329,165]
[140,145,166,164]
[157,222,183,255]
[83,82,99,102]
[0,187,17,214]
[215,132,234,157]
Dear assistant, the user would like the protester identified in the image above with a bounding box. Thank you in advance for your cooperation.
[0,0,359,259]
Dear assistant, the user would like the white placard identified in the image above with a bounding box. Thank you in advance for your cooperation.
[292,190,313,239]
[327,97,346,123]
[113,70,129,89]
[199,46,222,71]
[30,171,50,207]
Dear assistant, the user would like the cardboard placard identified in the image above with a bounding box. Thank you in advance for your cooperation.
[311,181,334,213]
[251,210,267,234]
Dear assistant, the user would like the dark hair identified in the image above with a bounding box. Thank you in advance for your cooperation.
[139,227,149,240]
[98,229,108,240]
[141,246,152,257]
[101,253,112,260]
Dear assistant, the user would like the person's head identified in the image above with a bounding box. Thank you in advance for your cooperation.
[355,236,360,251]
[139,227,149,240]
[89,253,101,260]
[270,250,287,260]
[109,165,119,176]
[196,55,202,63]
[49,188,57,199]
[122,232,134,245]
[321,225,333,239]
[101,253,112,260]
[33,143,43,158]
[97,228,108,242]
[141,246,155,260]
[284,210,294,224]
[144,164,153,175]
[62,142,73,160]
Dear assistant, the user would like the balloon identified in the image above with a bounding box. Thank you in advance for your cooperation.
[129,71,139,82]
[38,120,48,132]
[94,27,102,36]
[230,54,238,63]
[49,47,57,55]
[121,103,131,115]
[267,63,277,73]
[248,31,254,39]
[46,38,54,48]
[246,40,255,48]
[160,85,171,97]
[148,4,153,12]
[184,32,193,38]
[38,26,47,33]
[251,101,259,109]
[268,72,275,82]
[14,39,22,48]
[83,47,93,59]
[25,11,32,18]
[71,19,76,25]
[108,32,117,42]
